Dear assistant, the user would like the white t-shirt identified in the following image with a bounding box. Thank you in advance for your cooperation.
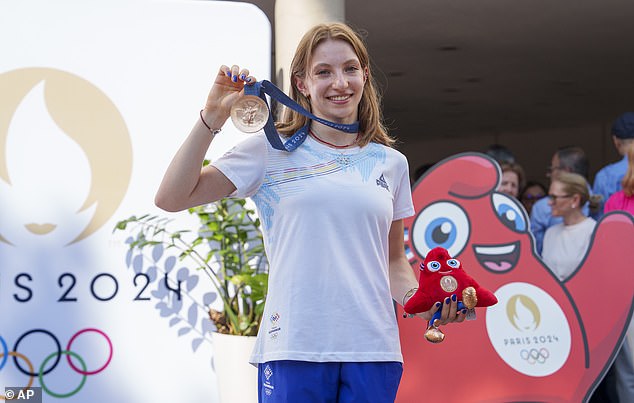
[542,217,596,281]
[212,133,415,364]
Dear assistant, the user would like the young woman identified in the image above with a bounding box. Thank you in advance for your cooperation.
[541,172,601,281]
[596,144,634,403]
[155,23,464,402]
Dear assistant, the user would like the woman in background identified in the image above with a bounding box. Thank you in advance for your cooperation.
[541,172,601,281]
[498,162,526,199]
[595,144,634,403]
[519,181,546,215]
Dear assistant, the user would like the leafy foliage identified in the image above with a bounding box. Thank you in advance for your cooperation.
[115,198,268,336]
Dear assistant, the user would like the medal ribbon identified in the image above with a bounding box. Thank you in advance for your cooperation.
[244,80,359,152]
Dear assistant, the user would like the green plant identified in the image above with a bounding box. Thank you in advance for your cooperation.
[115,198,268,336]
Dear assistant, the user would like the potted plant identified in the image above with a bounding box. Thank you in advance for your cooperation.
[114,197,267,402]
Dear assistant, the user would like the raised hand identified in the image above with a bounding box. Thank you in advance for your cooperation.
[203,64,256,124]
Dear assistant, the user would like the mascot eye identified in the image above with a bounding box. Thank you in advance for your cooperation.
[411,201,470,258]
[427,261,442,272]
[492,193,528,233]
[446,259,460,268]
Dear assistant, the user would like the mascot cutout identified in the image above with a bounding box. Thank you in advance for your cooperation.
[397,152,634,403]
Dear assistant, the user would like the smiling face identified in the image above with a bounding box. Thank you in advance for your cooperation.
[499,170,520,197]
[406,155,529,276]
[400,153,634,402]
[295,38,366,125]
[422,247,462,276]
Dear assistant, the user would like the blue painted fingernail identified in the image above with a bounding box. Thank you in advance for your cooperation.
[246,77,252,82]
[451,294,457,302]
[226,71,231,77]
[232,76,237,82]
[240,74,246,80]
[435,302,441,308]
[445,297,450,304]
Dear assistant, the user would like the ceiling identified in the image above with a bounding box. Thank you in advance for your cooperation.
[232,0,634,142]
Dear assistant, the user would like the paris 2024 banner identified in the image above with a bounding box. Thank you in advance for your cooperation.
[0,1,270,402]
[397,153,634,403]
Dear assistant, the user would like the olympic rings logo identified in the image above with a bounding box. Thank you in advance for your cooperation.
[520,348,549,365]
[0,328,113,399]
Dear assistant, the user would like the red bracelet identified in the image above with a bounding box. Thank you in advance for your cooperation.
[200,109,221,135]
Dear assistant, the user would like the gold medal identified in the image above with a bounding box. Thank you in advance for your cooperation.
[230,95,269,133]
[462,286,478,309]
[440,275,458,293]
[424,325,445,343]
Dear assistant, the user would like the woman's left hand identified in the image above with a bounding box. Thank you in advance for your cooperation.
[416,295,467,325]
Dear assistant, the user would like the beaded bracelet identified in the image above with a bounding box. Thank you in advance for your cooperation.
[199,109,221,136]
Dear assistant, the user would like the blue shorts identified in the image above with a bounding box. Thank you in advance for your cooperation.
[258,360,403,403]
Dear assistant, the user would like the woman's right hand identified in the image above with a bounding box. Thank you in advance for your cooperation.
[203,65,256,123]
[155,64,254,212]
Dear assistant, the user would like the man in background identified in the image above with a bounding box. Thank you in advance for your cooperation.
[530,146,593,254]
[593,112,634,215]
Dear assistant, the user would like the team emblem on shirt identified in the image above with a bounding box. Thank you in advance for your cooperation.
[376,174,389,190]
[263,364,274,396]
[269,312,281,340]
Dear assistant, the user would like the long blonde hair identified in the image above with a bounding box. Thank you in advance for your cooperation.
[276,22,393,148]
[622,145,634,197]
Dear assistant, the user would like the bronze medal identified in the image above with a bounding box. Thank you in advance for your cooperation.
[230,95,269,133]
[440,275,458,293]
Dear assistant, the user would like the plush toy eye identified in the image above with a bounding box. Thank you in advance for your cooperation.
[446,259,460,268]
[427,261,442,272]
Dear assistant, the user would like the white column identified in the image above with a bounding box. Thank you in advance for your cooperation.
[274,0,345,93]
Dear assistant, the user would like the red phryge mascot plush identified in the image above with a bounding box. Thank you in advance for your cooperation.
[404,246,498,342]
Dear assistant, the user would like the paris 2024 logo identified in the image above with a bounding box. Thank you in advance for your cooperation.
[0,67,132,246]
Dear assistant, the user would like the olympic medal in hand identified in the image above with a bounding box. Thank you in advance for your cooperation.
[230,95,269,133]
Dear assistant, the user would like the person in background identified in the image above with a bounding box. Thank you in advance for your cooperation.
[594,144,634,403]
[542,172,631,403]
[603,143,634,215]
[411,162,436,185]
[498,162,525,199]
[154,22,465,402]
[541,172,601,281]
[593,112,634,215]
[529,146,593,255]
[485,143,515,165]
[520,181,547,215]
[605,145,634,214]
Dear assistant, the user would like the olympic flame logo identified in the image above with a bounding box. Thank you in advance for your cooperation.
[0,67,132,246]
[507,294,541,331]
[0,328,113,399]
